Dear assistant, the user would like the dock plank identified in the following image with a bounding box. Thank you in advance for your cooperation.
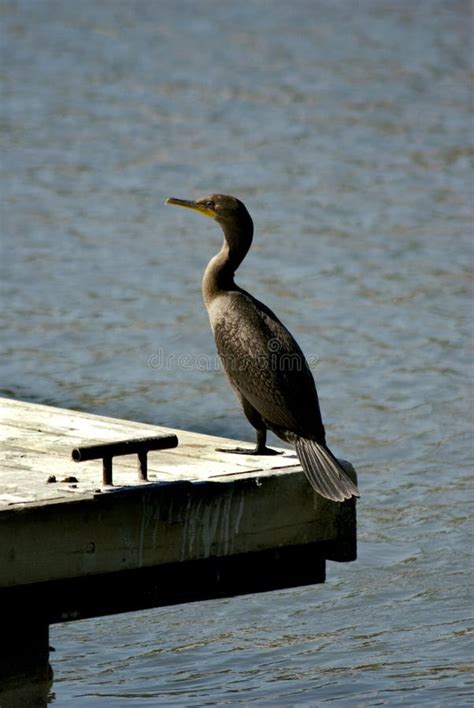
[0,398,300,506]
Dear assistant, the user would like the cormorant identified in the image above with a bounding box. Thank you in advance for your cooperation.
[166,194,359,502]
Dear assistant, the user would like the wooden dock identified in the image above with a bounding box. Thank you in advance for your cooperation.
[0,397,357,702]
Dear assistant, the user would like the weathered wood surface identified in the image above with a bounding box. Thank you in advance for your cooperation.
[0,397,357,590]
[0,397,302,506]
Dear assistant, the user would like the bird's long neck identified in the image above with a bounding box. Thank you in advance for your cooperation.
[202,220,253,308]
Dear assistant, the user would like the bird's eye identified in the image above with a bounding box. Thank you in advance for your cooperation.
[205,200,214,209]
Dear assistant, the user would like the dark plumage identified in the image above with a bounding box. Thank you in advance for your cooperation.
[166,194,359,502]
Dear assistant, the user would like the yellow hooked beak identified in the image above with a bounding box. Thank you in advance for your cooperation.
[165,197,216,220]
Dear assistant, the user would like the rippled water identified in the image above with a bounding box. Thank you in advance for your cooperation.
[1,0,473,704]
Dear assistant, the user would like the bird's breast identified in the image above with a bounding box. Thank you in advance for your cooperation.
[205,290,250,328]
[205,294,232,335]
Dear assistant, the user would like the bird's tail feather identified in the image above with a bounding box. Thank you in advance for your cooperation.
[295,437,359,502]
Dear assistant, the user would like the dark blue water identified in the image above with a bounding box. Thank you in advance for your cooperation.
[1,0,472,704]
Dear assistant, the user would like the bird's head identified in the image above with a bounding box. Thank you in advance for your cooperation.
[166,194,252,231]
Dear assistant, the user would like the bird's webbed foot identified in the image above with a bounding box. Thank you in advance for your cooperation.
[216,445,283,456]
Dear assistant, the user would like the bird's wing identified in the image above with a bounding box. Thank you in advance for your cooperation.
[213,291,325,439]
